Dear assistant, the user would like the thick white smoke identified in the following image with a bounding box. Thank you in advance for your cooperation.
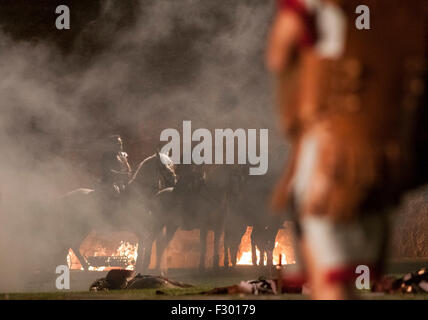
[0,0,286,292]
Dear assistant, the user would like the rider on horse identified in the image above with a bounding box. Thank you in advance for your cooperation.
[98,134,132,223]
[100,135,131,193]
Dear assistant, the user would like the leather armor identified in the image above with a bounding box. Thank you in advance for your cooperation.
[273,0,427,220]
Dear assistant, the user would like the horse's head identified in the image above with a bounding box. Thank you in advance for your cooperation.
[156,152,177,189]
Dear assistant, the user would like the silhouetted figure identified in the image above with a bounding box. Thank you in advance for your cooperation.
[97,135,132,225]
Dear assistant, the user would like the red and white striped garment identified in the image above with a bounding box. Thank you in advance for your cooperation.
[278,0,347,58]
[277,0,319,48]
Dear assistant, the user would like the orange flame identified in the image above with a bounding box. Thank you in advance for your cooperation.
[67,241,138,271]
[235,227,295,266]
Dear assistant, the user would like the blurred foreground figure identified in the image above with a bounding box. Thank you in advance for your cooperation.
[268,0,427,299]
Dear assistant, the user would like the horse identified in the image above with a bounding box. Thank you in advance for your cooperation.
[124,152,177,271]
[145,161,285,271]
[148,164,239,271]
[223,171,285,267]
[49,151,176,272]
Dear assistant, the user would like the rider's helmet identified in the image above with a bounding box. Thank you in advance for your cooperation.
[101,134,124,155]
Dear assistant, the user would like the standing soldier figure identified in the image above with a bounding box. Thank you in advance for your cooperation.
[268,0,427,299]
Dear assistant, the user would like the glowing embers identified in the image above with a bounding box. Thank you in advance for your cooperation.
[67,231,138,271]
[236,226,296,266]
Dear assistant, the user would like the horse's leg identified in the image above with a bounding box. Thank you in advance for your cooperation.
[154,233,164,272]
[199,228,207,271]
[135,232,154,273]
[226,246,231,268]
[223,236,230,268]
[156,225,178,273]
[231,241,239,267]
[268,227,280,267]
[224,231,234,268]
[223,221,233,268]
[262,249,267,267]
[250,232,258,267]
[267,248,274,267]
[135,238,146,272]
[231,228,245,267]
[212,229,221,270]
[142,238,153,272]
[232,225,248,267]
[136,222,164,272]
[266,231,278,267]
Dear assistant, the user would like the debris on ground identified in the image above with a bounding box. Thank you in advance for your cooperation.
[89,269,193,291]
[204,276,304,295]
[372,267,428,294]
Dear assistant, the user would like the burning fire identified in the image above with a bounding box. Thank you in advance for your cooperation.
[236,227,296,266]
[68,240,138,271]
[67,225,296,270]
[236,246,288,266]
[88,241,138,271]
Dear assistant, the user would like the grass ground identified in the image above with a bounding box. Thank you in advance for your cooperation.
[1,269,427,300]
[1,290,428,300]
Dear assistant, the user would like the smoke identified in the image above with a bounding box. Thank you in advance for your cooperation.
[0,0,287,292]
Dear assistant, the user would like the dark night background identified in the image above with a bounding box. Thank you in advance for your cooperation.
[0,0,277,172]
